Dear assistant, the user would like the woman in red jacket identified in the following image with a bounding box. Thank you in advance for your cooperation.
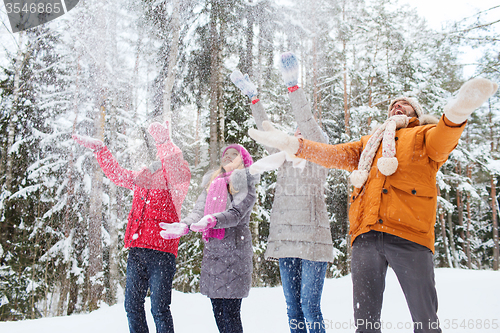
[73,121,190,333]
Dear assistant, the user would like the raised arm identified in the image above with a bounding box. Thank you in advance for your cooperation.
[426,77,498,162]
[231,70,279,155]
[72,134,136,190]
[95,147,137,189]
[149,121,192,218]
[247,120,363,171]
[296,138,363,171]
[280,52,327,144]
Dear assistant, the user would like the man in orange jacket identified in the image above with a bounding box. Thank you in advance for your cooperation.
[248,77,498,333]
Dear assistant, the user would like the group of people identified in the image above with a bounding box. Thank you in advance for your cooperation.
[73,52,498,333]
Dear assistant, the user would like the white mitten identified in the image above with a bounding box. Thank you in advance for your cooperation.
[230,70,258,99]
[72,134,105,151]
[159,222,189,239]
[248,121,300,156]
[444,78,498,124]
[280,52,299,87]
[190,215,217,233]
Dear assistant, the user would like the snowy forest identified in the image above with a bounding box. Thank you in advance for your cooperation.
[0,0,499,321]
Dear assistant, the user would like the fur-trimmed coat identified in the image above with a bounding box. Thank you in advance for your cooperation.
[251,88,334,262]
[296,114,465,253]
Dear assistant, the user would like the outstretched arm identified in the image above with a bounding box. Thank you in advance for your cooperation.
[73,134,136,189]
[295,138,363,171]
[280,52,327,144]
[248,121,362,171]
[231,70,279,154]
[426,78,498,162]
[96,147,137,189]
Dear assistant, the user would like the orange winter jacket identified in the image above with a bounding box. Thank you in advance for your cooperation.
[296,115,466,252]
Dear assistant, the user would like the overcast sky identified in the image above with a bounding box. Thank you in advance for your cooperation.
[407,0,497,29]
[405,0,499,78]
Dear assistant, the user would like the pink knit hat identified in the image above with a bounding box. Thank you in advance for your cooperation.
[223,144,253,167]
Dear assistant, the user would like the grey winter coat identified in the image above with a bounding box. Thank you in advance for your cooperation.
[181,168,259,299]
[251,88,333,262]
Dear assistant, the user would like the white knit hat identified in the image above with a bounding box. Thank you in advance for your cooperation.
[388,97,424,118]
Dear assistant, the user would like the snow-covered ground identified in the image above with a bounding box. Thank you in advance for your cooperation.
[1,268,499,333]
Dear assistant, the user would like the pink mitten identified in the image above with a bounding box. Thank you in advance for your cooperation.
[72,134,105,151]
[190,215,217,233]
[149,121,182,159]
[159,222,189,239]
[148,121,170,144]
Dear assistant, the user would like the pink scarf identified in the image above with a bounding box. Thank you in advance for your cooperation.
[202,172,232,241]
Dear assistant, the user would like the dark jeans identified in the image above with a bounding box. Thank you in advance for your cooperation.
[279,258,328,333]
[352,231,441,333]
[210,298,243,333]
[124,247,176,333]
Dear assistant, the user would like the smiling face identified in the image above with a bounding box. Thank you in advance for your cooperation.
[221,148,240,166]
[389,100,417,118]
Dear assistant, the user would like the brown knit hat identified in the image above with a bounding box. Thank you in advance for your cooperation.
[388,97,424,118]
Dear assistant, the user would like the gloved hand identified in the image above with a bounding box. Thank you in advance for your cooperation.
[148,121,170,144]
[159,222,189,239]
[72,134,105,151]
[190,215,217,233]
[230,70,258,99]
[444,78,498,124]
[248,121,300,156]
[280,52,299,88]
[149,121,182,159]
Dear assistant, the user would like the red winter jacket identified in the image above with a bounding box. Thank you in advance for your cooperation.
[95,146,191,256]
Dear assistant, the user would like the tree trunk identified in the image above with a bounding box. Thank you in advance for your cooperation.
[4,32,24,192]
[209,3,220,168]
[445,191,459,268]
[311,15,322,127]
[341,0,351,137]
[466,164,472,268]
[456,162,465,245]
[107,182,119,305]
[244,0,254,75]
[88,102,105,311]
[161,0,180,126]
[489,102,499,270]
[437,186,452,267]
[195,89,202,167]
[492,175,499,270]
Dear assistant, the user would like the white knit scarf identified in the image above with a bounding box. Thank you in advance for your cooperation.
[350,115,410,188]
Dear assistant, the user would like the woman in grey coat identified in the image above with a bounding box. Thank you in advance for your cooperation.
[160,144,258,333]
[231,52,333,333]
